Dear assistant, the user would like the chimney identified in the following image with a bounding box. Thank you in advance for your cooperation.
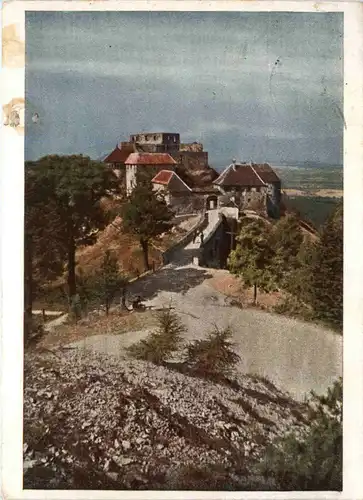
[232,158,237,171]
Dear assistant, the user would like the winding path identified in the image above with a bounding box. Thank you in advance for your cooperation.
[71,263,342,401]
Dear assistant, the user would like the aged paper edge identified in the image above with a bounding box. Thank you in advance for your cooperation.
[1,1,363,499]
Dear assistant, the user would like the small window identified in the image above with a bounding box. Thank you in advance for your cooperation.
[154,135,158,141]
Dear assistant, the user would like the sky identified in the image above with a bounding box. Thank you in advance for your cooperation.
[25,11,343,167]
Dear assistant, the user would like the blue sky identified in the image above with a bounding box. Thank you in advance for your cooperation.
[25,12,343,166]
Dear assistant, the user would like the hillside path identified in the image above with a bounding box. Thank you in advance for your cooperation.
[70,263,342,401]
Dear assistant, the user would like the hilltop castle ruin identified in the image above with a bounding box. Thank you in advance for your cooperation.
[103,132,281,219]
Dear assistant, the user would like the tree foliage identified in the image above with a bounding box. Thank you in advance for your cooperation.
[77,251,127,315]
[257,378,342,490]
[228,218,276,304]
[308,202,343,327]
[120,170,173,270]
[270,213,304,288]
[127,307,185,364]
[185,326,240,379]
[25,155,120,302]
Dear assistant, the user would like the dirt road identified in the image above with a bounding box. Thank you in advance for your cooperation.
[70,265,342,401]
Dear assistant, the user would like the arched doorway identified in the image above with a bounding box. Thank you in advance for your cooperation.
[206,195,218,210]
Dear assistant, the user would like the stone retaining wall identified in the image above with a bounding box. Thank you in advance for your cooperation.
[162,212,208,264]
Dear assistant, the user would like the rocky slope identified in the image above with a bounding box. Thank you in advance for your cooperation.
[24,348,310,490]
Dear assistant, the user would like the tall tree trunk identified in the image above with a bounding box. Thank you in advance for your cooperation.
[67,234,77,299]
[253,283,257,305]
[140,238,150,270]
[24,233,33,345]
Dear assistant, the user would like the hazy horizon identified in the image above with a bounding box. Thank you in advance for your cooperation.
[25,12,343,166]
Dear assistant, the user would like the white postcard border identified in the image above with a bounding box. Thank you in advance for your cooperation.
[1,2,362,499]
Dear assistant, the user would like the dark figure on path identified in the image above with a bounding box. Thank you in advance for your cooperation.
[132,295,143,309]
[200,232,204,244]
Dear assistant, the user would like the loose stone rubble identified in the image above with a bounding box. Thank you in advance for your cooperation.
[24,348,310,490]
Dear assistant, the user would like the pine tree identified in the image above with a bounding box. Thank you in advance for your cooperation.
[121,170,173,270]
[257,378,342,490]
[127,307,185,364]
[95,250,127,315]
[24,164,67,342]
[308,202,343,327]
[25,155,120,303]
[186,326,240,379]
[228,218,276,304]
[270,213,304,289]
[286,239,317,302]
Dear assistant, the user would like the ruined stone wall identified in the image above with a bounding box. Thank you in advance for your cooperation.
[129,133,180,152]
[200,216,231,269]
[173,151,209,169]
[180,142,203,152]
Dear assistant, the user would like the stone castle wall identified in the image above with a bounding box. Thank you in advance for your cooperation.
[180,142,203,152]
[172,151,209,170]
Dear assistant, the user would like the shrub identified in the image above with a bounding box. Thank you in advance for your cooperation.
[76,252,128,315]
[127,307,185,364]
[185,326,240,379]
[255,378,342,490]
[273,294,314,321]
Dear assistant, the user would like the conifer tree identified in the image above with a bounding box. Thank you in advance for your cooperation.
[228,218,276,304]
[25,155,120,303]
[270,213,304,288]
[94,250,127,315]
[308,202,343,327]
[127,307,185,364]
[24,164,67,341]
[121,170,173,270]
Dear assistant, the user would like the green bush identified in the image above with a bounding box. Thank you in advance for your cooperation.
[185,326,240,379]
[127,307,185,364]
[76,251,128,315]
[256,378,342,490]
[273,294,314,321]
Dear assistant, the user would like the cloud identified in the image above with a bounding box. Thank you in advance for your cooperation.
[25,11,343,164]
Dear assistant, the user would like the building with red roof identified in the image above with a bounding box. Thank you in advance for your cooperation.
[151,169,192,205]
[213,161,281,218]
[125,153,177,194]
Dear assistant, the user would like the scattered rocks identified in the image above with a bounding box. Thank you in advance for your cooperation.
[121,440,131,450]
[23,349,310,489]
[112,455,133,467]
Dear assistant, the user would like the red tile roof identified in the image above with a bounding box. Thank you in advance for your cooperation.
[125,153,177,166]
[103,145,135,164]
[152,170,174,185]
[152,170,191,192]
[251,163,280,184]
[213,163,265,188]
